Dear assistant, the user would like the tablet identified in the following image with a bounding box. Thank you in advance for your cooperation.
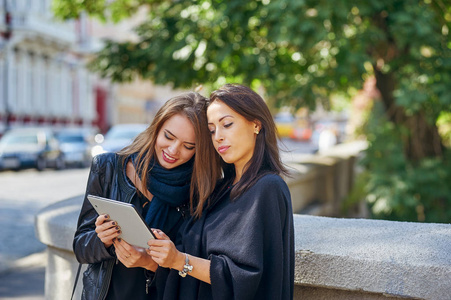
[87,194,155,248]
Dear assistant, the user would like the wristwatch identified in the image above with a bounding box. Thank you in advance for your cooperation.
[178,253,193,277]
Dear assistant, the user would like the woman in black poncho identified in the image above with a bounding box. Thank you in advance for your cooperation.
[147,84,295,300]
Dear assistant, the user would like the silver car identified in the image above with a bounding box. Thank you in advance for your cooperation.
[0,127,64,171]
[55,128,97,168]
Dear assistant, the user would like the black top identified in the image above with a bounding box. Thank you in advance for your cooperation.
[155,174,294,300]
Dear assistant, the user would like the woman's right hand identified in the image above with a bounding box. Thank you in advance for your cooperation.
[147,229,185,270]
[148,229,212,284]
[95,214,121,248]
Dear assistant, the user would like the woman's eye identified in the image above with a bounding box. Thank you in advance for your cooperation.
[224,122,233,128]
[164,132,173,140]
[184,146,195,150]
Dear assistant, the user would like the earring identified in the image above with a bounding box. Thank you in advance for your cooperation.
[254,129,259,135]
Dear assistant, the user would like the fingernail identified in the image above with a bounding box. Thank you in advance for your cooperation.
[117,238,121,242]
[115,226,119,230]
[104,214,109,219]
[112,221,116,225]
[117,230,121,234]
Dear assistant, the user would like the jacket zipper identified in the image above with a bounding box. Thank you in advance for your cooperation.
[98,260,115,300]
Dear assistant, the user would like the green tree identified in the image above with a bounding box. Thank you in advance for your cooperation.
[53,0,451,222]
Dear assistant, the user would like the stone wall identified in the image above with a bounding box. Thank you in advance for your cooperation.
[284,140,368,217]
[293,215,450,299]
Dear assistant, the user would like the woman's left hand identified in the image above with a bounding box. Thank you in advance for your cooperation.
[113,238,157,271]
[146,229,185,270]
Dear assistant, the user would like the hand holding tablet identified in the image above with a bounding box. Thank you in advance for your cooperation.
[87,195,155,248]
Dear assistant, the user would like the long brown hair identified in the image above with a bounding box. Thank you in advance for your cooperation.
[209,84,289,199]
[118,92,222,216]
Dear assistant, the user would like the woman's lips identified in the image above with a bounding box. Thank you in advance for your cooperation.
[162,151,177,163]
[217,146,230,154]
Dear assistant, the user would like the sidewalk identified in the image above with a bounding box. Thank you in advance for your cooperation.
[0,252,46,300]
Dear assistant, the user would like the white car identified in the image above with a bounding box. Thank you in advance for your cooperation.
[91,124,148,157]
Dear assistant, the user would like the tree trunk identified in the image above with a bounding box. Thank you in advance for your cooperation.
[374,69,444,162]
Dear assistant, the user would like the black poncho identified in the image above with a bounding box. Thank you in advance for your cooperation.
[155,174,294,300]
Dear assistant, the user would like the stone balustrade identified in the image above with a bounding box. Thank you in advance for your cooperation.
[283,140,368,217]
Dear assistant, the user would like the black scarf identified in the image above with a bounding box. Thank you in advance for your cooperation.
[131,153,193,229]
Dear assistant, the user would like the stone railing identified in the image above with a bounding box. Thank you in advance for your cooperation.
[35,196,451,300]
[293,215,450,300]
[283,140,368,217]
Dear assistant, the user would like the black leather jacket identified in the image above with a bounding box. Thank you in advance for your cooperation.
[73,152,187,300]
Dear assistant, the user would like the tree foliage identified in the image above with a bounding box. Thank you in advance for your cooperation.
[53,0,451,222]
[362,102,451,222]
[53,0,450,108]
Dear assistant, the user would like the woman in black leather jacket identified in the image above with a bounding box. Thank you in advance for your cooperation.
[73,92,221,300]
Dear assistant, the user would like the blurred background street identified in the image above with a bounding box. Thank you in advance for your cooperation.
[0,168,89,270]
[0,167,89,299]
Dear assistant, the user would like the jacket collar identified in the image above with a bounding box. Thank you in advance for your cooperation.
[116,154,136,203]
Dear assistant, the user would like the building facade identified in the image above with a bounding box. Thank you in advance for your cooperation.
[0,0,98,134]
[88,7,188,130]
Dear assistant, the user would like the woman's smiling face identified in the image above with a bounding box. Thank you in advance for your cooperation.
[154,113,196,169]
[207,100,259,175]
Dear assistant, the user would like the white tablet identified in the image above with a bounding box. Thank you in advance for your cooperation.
[87,194,155,248]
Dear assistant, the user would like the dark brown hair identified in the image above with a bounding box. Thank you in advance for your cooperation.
[119,92,222,217]
[209,84,289,199]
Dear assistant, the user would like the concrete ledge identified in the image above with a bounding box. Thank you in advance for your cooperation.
[283,140,368,217]
[35,196,86,300]
[35,195,451,300]
[35,195,81,251]
[293,215,451,299]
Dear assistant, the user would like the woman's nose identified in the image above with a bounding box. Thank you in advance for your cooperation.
[214,130,224,142]
[168,142,180,155]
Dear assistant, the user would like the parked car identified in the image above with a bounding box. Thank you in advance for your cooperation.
[289,126,313,141]
[55,128,97,168]
[90,123,148,157]
[0,127,64,171]
[274,112,295,138]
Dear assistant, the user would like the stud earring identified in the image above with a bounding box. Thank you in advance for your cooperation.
[254,129,260,135]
